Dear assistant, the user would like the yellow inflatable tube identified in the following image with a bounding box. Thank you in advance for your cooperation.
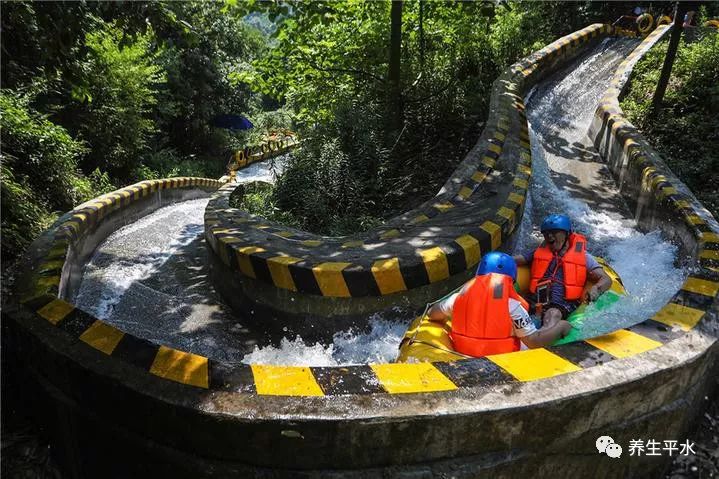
[397,257,626,363]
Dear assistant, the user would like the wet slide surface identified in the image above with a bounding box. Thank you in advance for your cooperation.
[74,37,686,364]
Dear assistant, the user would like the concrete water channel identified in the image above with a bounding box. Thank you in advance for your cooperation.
[5,24,719,478]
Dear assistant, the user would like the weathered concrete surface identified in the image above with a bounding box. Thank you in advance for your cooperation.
[4,24,719,479]
[204,28,619,334]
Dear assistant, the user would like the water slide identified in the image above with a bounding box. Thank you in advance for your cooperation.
[7,24,718,477]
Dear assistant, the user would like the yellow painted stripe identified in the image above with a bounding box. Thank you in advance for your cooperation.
[36,276,61,289]
[481,221,502,250]
[380,229,401,240]
[409,214,430,225]
[685,214,706,226]
[652,302,705,331]
[313,262,352,297]
[455,234,481,267]
[682,277,719,297]
[419,247,449,283]
[150,346,209,389]
[79,320,125,355]
[276,231,294,238]
[370,363,456,394]
[481,156,496,168]
[488,143,502,155]
[518,164,532,176]
[433,202,454,212]
[586,329,662,358]
[301,240,323,247]
[236,246,266,278]
[498,206,516,227]
[267,256,302,291]
[372,258,407,295]
[508,192,525,204]
[472,170,487,183]
[494,132,506,141]
[342,240,364,248]
[700,249,719,261]
[251,365,324,396]
[37,299,74,325]
[700,232,719,243]
[513,178,529,189]
[519,140,531,150]
[458,186,473,199]
[488,349,580,381]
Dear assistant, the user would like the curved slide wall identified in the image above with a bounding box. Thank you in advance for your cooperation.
[4,24,718,478]
[204,26,621,337]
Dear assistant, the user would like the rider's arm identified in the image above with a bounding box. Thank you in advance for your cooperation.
[521,320,572,349]
[586,265,612,302]
[428,292,459,322]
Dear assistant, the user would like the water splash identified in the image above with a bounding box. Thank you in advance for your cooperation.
[522,37,688,338]
[76,198,209,319]
[241,317,407,366]
[235,155,289,184]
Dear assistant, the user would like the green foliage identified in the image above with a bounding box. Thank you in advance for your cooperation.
[0,88,91,260]
[70,20,165,179]
[621,33,719,218]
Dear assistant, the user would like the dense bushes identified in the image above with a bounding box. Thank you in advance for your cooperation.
[0,1,269,263]
[621,31,719,218]
[0,89,91,259]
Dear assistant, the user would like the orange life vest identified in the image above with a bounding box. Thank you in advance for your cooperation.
[450,273,530,358]
[529,232,587,301]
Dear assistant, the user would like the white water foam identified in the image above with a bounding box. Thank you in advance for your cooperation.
[241,317,407,366]
[521,37,688,335]
[75,198,209,319]
[235,155,289,184]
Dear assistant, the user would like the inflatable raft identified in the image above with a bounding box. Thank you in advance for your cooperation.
[397,257,626,362]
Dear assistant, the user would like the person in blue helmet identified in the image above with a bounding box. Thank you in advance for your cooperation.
[513,214,612,329]
[428,252,572,357]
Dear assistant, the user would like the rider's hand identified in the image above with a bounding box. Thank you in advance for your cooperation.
[585,286,600,303]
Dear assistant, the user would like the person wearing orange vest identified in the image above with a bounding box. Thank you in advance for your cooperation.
[428,252,572,357]
[514,214,612,330]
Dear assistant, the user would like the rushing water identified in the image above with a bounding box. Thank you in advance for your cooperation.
[75,37,689,366]
[518,37,688,339]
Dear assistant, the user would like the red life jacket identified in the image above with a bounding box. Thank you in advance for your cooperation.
[450,273,530,358]
[529,232,588,301]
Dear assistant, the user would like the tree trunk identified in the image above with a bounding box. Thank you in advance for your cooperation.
[389,0,403,132]
[650,2,688,117]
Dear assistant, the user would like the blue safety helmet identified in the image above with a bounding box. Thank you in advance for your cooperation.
[476,252,517,281]
[540,214,572,233]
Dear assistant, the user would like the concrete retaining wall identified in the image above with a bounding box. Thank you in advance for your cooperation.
[205,25,622,335]
[4,24,718,478]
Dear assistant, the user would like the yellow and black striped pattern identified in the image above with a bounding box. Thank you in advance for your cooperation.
[21,178,223,304]
[15,25,718,397]
[204,24,616,298]
[227,136,299,178]
[22,282,716,395]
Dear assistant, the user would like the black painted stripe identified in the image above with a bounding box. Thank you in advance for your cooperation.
[56,308,97,338]
[399,256,430,290]
[312,365,385,395]
[111,334,160,371]
[208,361,257,393]
[289,260,323,295]
[433,358,512,388]
[626,319,684,344]
[24,294,57,311]
[343,264,381,297]
[249,251,274,284]
[467,227,494,257]
[548,341,615,368]
[671,289,715,311]
[443,242,469,276]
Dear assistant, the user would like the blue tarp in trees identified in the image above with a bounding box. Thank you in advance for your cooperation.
[212,114,253,130]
